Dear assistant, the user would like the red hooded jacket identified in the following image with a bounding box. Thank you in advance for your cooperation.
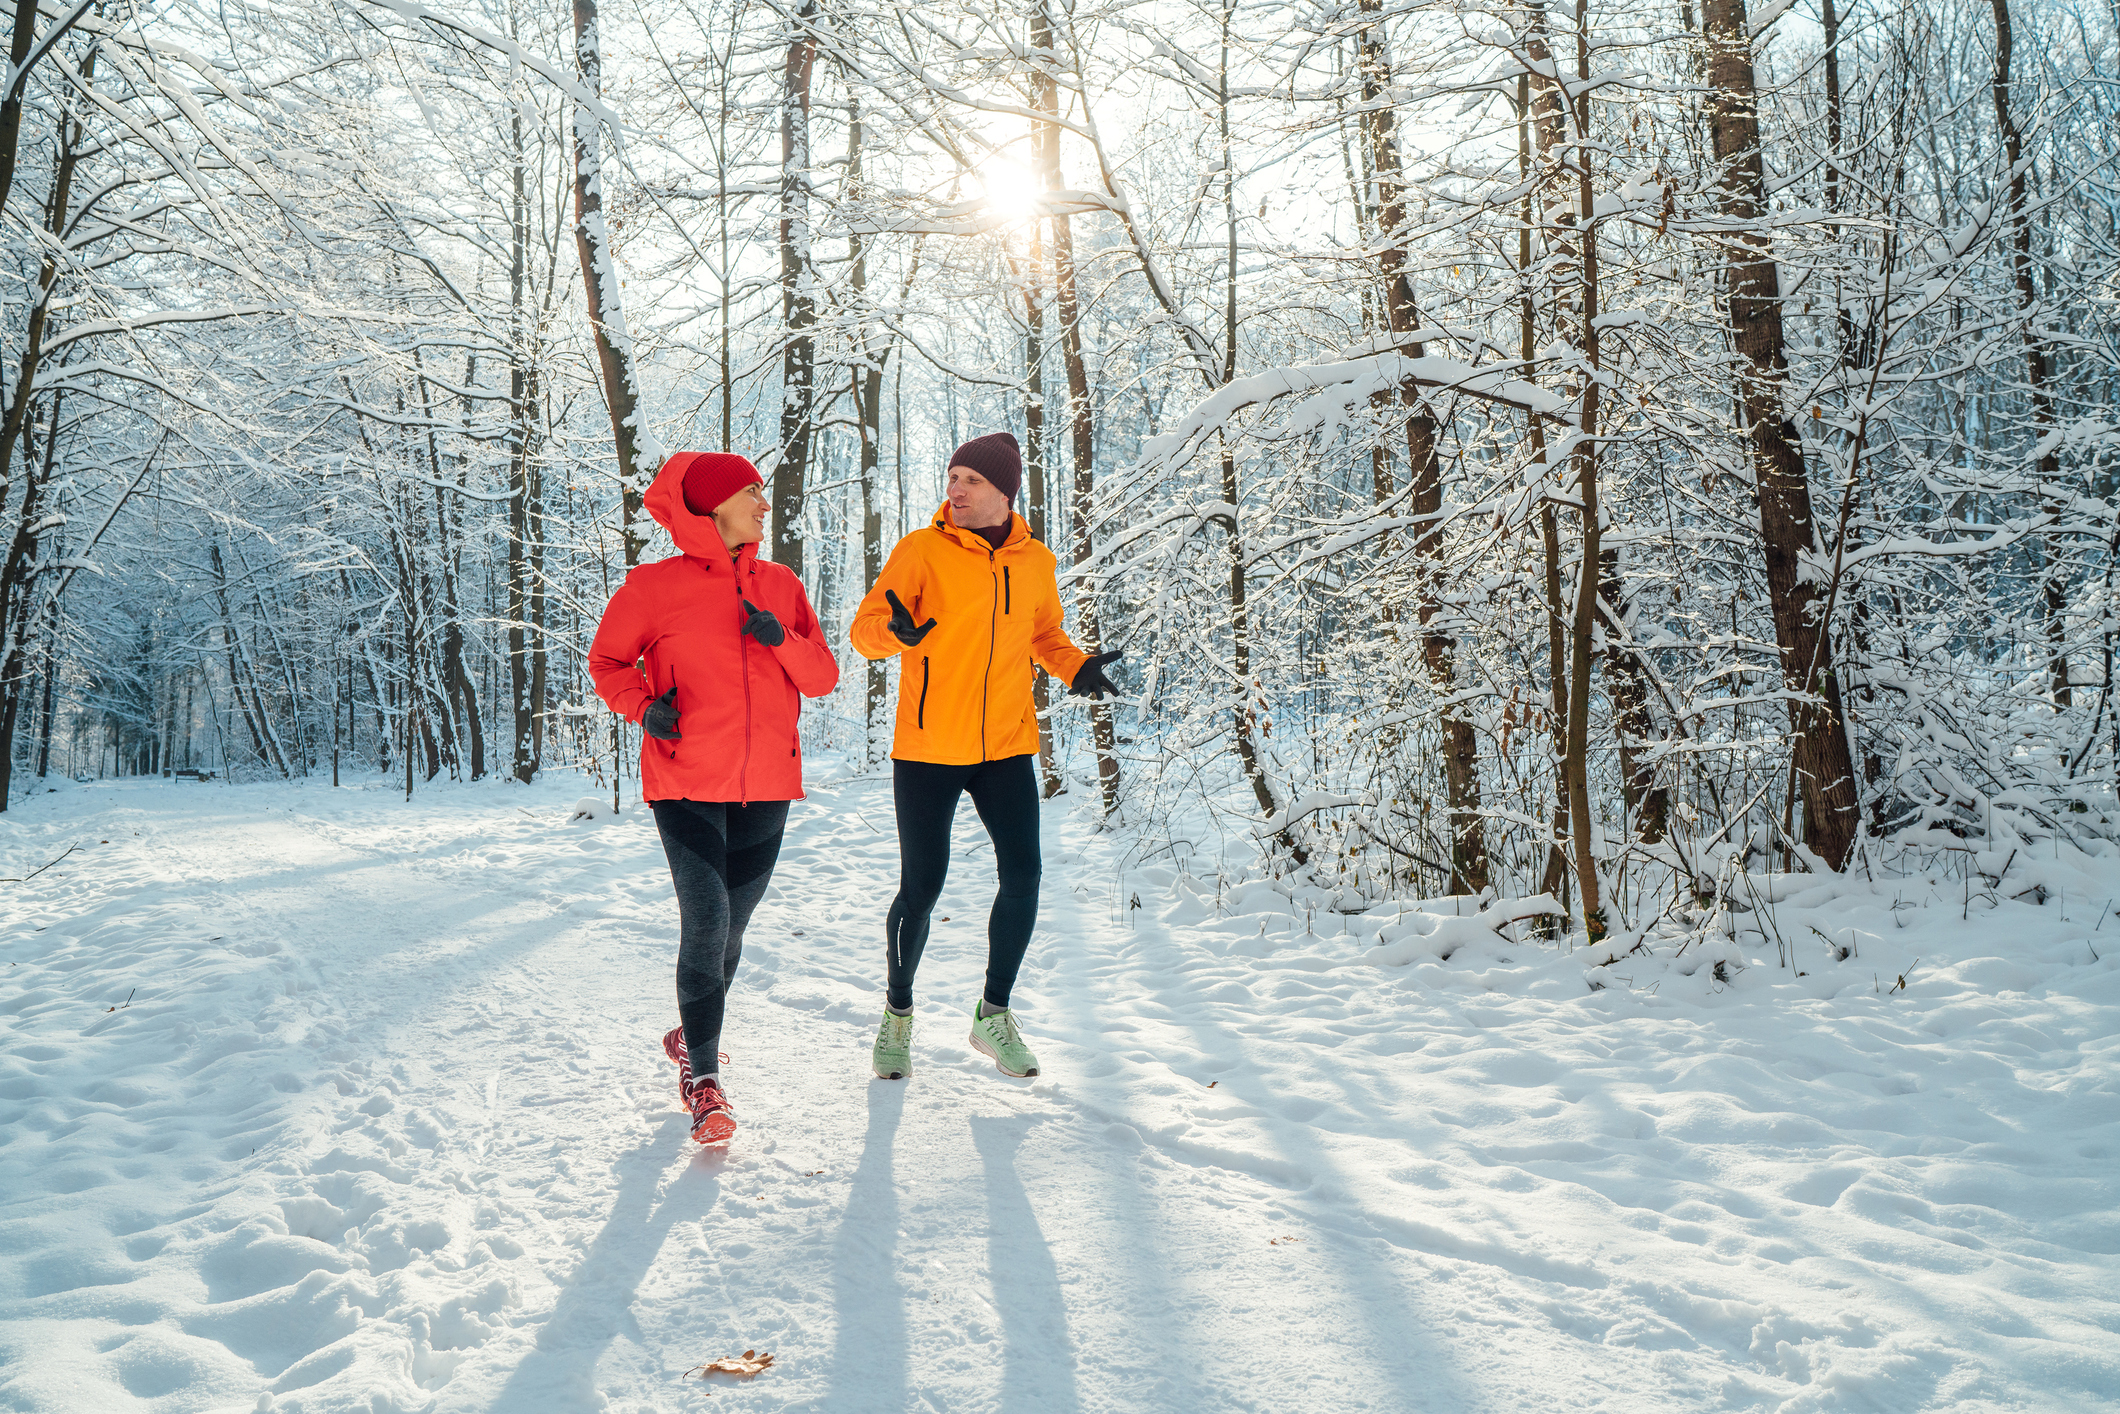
[588,460,839,803]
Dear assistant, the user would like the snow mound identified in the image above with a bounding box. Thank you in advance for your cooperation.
[567,794,616,822]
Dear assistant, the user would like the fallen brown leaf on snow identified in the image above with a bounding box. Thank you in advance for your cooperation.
[684,1350,774,1379]
[1269,1236,1304,1246]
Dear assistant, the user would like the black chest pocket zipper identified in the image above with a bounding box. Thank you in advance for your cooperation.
[1003,566,1011,614]
[917,656,930,728]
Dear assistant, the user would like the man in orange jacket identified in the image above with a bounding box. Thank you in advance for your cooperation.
[850,432,1120,1080]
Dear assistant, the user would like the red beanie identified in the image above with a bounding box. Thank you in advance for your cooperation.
[949,433,1022,503]
[673,452,762,516]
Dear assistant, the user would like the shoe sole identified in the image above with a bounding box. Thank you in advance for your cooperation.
[968,1030,1038,1078]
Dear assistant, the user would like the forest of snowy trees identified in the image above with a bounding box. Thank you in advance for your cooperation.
[3,0,2115,945]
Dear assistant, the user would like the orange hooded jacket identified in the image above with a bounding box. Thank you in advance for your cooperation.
[588,458,839,802]
[850,504,1091,764]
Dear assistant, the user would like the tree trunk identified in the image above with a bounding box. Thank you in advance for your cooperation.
[1209,4,1280,832]
[1034,0,1120,815]
[1517,54,1572,931]
[415,348,481,778]
[210,543,285,776]
[1358,0,1486,893]
[775,1,819,579]
[508,107,543,784]
[1550,6,1605,940]
[847,95,891,767]
[0,0,42,220]
[0,43,88,812]
[573,0,649,567]
[34,604,56,779]
[1701,0,1860,868]
[1020,218,1065,799]
[507,430,542,783]
[1600,549,1669,843]
[1989,0,2067,704]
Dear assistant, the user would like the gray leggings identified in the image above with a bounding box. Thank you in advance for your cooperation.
[652,798,789,1077]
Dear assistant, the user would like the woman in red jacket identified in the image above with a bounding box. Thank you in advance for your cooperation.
[589,451,838,1145]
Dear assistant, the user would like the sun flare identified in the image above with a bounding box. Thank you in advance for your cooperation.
[974,156,1042,224]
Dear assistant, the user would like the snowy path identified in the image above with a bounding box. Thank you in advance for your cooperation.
[3,773,2117,1413]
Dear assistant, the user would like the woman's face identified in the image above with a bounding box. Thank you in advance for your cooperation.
[947,466,1012,529]
[713,481,769,549]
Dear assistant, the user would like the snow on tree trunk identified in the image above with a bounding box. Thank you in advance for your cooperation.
[775,2,818,581]
[1702,0,1861,871]
[572,0,656,570]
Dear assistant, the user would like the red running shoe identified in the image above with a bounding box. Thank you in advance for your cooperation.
[661,1026,729,1100]
[685,1075,736,1145]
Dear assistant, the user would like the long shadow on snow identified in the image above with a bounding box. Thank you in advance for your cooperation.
[1033,840,1479,1411]
[970,1115,1081,1414]
[484,1122,719,1412]
[818,1082,908,1413]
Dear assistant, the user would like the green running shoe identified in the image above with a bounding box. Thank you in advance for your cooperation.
[872,1010,914,1080]
[968,1005,1040,1078]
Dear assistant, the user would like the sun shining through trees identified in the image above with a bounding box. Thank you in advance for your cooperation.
[972,154,1042,227]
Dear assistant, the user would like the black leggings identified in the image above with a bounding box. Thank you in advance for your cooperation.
[653,798,789,1077]
[886,754,1041,1012]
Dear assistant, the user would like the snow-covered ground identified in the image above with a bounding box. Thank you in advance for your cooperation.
[3,768,2116,1413]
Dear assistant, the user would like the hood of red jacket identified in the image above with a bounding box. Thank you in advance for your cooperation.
[645,455,751,560]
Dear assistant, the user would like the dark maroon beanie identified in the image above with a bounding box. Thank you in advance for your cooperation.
[949,432,1022,503]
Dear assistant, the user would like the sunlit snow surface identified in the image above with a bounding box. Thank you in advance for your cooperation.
[2,770,2116,1412]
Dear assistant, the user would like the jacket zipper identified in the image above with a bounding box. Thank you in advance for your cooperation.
[736,555,753,803]
[1003,565,1011,615]
[981,547,998,761]
[917,656,930,729]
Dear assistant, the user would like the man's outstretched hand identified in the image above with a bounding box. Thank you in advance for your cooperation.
[885,590,937,647]
[642,687,681,741]
[1069,650,1123,701]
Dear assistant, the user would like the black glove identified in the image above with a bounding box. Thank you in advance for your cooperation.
[885,589,937,647]
[642,686,681,741]
[1069,650,1123,700]
[741,598,785,647]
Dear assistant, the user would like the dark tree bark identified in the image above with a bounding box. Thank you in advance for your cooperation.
[1202,2,1279,831]
[1557,8,1606,938]
[0,45,91,810]
[508,107,544,783]
[847,93,891,765]
[573,0,648,567]
[775,1,819,580]
[1034,0,1120,814]
[1600,550,1669,844]
[1701,0,1861,869]
[1517,50,1572,928]
[1358,0,1486,894]
[1018,216,1065,799]
[1989,0,2068,704]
